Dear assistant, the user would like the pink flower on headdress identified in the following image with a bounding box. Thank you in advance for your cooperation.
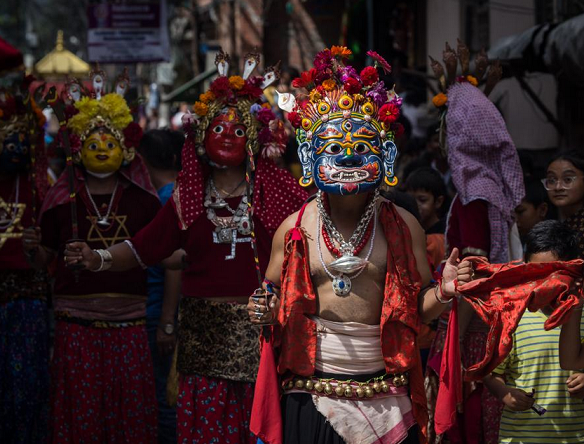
[360,66,379,87]
[366,81,387,107]
[339,66,358,82]
[366,50,391,74]
[238,77,263,98]
[343,77,362,95]
[258,127,273,145]
[314,49,333,71]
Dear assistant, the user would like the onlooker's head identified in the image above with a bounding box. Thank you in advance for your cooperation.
[524,220,578,263]
[544,150,584,216]
[139,129,184,172]
[405,167,447,230]
[515,177,550,239]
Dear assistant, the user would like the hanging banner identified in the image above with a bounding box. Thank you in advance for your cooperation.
[87,1,170,63]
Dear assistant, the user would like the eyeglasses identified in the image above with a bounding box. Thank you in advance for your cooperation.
[541,176,584,191]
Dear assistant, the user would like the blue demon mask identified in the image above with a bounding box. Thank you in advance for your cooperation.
[0,130,30,175]
[298,116,397,195]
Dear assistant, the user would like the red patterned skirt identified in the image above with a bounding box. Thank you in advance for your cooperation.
[176,374,255,444]
[49,319,157,444]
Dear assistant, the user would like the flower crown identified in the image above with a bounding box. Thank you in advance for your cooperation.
[279,47,403,144]
[187,50,285,160]
[61,67,142,163]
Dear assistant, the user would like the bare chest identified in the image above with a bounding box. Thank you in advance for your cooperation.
[303,224,388,325]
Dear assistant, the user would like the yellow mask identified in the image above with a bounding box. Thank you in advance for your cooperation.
[80,130,124,174]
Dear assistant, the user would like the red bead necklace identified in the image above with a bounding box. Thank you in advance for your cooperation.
[321,194,375,258]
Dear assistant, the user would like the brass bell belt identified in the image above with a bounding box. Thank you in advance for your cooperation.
[283,372,409,399]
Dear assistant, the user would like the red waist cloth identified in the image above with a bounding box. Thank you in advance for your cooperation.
[435,257,583,435]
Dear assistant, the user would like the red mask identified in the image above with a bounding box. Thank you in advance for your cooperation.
[204,108,248,167]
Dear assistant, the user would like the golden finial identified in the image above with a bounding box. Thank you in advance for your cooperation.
[56,30,64,51]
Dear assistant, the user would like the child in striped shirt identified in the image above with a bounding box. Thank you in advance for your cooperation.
[484,220,584,444]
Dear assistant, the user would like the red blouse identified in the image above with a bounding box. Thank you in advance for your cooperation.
[41,183,161,296]
[131,197,272,298]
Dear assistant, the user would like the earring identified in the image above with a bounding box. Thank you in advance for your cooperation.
[385,176,398,187]
[299,176,314,187]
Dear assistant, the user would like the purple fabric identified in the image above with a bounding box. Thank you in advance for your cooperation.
[446,82,524,263]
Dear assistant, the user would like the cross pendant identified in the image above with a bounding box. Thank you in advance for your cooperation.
[213,229,252,260]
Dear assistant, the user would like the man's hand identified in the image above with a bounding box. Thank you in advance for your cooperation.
[22,227,42,254]
[501,387,535,411]
[247,289,279,325]
[567,373,584,398]
[64,241,100,270]
[456,259,474,285]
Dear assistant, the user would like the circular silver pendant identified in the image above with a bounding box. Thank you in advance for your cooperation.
[332,274,351,296]
[237,216,252,235]
[218,228,234,243]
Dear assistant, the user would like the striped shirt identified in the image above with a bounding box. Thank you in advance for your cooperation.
[493,310,584,443]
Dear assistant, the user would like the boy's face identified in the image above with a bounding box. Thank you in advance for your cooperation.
[515,200,548,238]
[407,189,443,227]
[528,251,559,264]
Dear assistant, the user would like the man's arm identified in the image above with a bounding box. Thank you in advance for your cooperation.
[247,211,297,325]
[396,207,472,324]
[559,305,584,370]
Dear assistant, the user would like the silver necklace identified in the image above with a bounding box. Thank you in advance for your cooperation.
[316,206,377,296]
[84,180,119,227]
[0,176,19,230]
[317,189,379,256]
[205,179,252,242]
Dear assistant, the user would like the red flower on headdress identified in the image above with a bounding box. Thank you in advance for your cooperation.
[366,50,392,74]
[238,76,263,99]
[123,122,143,148]
[360,66,379,87]
[314,49,333,71]
[287,111,302,128]
[292,68,318,89]
[343,77,362,95]
[257,107,275,125]
[378,103,400,124]
[210,76,232,98]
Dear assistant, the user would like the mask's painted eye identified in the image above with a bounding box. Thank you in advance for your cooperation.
[213,125,224,134]
[355,143,369,154]
[6,143,16,152]
[107,141,116,149]
[21,147,28,155]
[235,128,245,137]
[88,143,98,151]
[326,144,343,155]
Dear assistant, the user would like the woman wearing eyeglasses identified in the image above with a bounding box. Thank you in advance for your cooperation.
[544,150,584,257]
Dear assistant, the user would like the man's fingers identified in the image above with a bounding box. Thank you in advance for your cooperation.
[446,247,460,266]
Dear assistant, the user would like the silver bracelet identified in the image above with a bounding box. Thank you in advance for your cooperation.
[92,249,113,272]
[434,284,451,304]
[123,240,147,269]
